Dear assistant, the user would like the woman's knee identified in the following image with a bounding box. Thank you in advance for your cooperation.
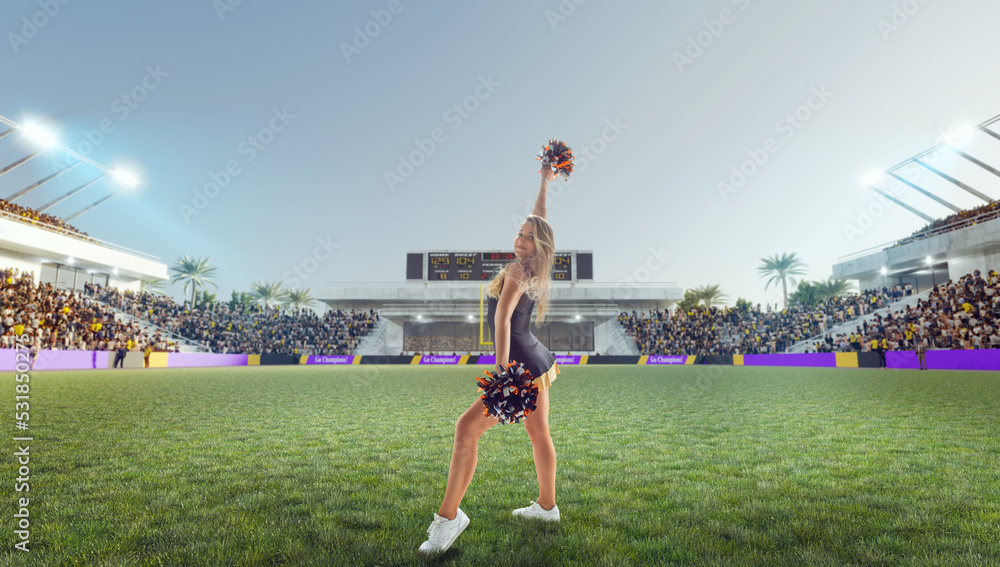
[524,419,551,443]
[455,413,489,444]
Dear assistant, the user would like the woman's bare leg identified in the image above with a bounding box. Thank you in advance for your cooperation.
[523,387,556,509]
[437,398,500,520]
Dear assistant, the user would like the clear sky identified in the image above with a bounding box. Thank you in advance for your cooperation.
[3,0,1000,308]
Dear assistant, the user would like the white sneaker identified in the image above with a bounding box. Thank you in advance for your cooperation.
[418,508,469,554]
[512,501,560,522]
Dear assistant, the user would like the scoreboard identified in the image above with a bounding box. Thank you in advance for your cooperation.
[407,250,591,282]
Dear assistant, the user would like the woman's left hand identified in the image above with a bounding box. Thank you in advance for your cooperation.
[541,166,557,183]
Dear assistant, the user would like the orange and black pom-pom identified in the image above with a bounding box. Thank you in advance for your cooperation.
[476,359,539,425]
[536,139,574,180]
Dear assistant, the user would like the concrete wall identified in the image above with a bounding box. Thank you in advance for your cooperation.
[949,249,1000,281]
[0,216,168,282]
[0,249,40,284]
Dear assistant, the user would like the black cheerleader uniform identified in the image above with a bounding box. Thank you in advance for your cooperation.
[487,279,560,391]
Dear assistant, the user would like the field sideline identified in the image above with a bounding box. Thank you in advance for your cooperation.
[2,364,998,566]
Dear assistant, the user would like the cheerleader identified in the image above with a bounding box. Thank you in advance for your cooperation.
[419,162,563,554]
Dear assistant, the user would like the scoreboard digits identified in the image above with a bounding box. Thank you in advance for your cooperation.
[427,251,572,281]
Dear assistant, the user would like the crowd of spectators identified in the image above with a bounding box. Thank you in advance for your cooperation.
[0,198,91,239]
[620,286,913,356]
[0,268,168,355]
[8,263,998,359]
[803,269,1000,355]
[890,200,1000,249]
[84,283,377,355]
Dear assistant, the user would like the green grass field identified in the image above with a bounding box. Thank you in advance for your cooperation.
[2,364,998,566]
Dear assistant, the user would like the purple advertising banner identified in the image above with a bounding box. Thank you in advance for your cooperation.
[167,353,248,368]
[420,355,462,364]
[477,355,496,365]
[887,350,1000,371]
[926,349,1000,371]
[743,353,836,368]
[646,355,688,365]
[886,351,919,370]
[0,349,17,370]
[31,350,111,370]
[0,349,110,371]
[555,355,581,365]
[307,355,356,365]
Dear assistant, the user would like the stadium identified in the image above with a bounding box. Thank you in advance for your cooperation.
[3,3,1000,566]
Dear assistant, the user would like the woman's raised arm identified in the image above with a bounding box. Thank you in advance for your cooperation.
[533,167,558,220]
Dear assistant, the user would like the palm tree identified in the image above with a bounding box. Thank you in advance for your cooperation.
[170,255,219,309]
[249,279,284,308]
[139,278,167,295]
[758,252,808,309]
[281,288,315,313]
[814,278,855,300]
[693,284,729,307]
[195,289,218,310]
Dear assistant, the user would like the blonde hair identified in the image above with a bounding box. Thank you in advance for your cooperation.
[485,215,554,327]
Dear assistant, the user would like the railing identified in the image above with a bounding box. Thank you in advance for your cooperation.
[0,208,161,261]
[838,206,1000,263]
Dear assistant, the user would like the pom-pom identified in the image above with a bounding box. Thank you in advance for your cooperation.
[536,139,574,180]
[476,359,539,425]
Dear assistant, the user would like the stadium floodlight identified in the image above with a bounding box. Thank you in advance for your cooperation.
[19,122,59,149]
[113,168,140,188]
[860,171,884,186]
[67,257,74,265]
[0,114,142,218]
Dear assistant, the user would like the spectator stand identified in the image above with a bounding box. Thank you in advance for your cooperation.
[786,288,930,353]
[88,296,209,353]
